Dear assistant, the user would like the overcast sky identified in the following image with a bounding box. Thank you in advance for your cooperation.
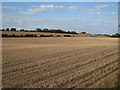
[1,2,118,34]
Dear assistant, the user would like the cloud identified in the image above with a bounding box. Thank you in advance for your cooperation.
[89,11,117,15]
[91,11,104,15]
[69,6,79,9]
[95,5,110,9]
[95,4,118,9]
[20,4,117,15]
[112,5,118,8]
[2,13,89,31]
[20,5,80,14]
[35,5,64,8]
[77,7,117,15]
[2,13,117,34]
[0,6,21,10]
[20,5,67,14]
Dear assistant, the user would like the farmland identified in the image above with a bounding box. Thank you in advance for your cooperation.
[2,37,119,88]
[1,31,109,37]
[1,31,78,37]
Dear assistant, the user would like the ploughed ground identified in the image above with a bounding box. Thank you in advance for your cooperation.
[2,37,119,88]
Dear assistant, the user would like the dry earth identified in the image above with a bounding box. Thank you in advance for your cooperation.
[2,37,119,88]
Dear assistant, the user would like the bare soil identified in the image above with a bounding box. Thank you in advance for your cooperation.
[2,37,119,88]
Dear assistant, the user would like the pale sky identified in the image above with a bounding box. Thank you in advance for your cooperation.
[1,0,120,2]
[1,2,118,34]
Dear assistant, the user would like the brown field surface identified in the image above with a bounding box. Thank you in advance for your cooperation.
[2,37,119,88]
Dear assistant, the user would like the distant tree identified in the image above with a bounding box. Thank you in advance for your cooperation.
[64,35,71,37]
[70,31,77,34]
[11,28,13,31]
[115,33,120,36]
[2,29,5,31]
[36,28,78,34]
[14,28,16,31]
[6,28,9,31]
[49,29,54,33]
[40,34,44,37]
[11,28,16,31]
[40,34,53,37]
[36,28,42,32]
[2,34,8,37]
[103,34,110,37]
[111,33,120,37]
[43,28,49,32]
[33,34,37,37]
[20,29,24,31]
[25,30,29,32]
[81,32,86,34]
[68,31,71,34]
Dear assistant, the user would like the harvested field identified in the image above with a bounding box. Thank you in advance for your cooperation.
[2,37,119,88]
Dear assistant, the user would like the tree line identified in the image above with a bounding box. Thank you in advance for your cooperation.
[2,34,72,37]
[110,33,120,38]
[1,28,120,38]
[1,28,77,34]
